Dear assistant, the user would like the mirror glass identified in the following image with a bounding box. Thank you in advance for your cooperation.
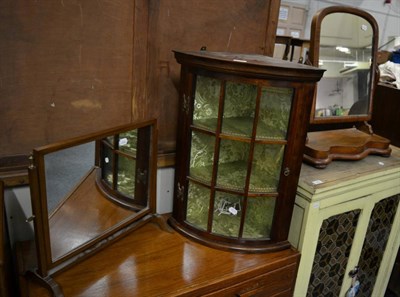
[45,142,101,261]
[313,12,374,120]
[36,124,155,264]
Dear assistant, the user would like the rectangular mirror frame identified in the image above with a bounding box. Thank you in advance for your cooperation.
[28,120,157,278]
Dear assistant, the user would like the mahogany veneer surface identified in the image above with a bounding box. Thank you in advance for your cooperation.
[22,223,299,297]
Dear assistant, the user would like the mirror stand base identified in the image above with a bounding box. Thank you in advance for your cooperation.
[25,270,64,297]
[151,214,174,233]
[303,128,392,169]
[356,121,374,135]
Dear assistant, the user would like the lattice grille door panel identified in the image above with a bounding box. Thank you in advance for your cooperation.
[357,194,400,297]
[307,210,360,297]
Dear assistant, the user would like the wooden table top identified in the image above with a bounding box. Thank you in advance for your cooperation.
[23,221,299,297]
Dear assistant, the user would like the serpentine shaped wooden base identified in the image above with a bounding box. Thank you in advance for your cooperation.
[304,128,391,169]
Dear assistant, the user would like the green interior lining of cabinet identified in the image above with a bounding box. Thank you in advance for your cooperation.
[190,141,284,193]
[186,183,275,239]
[212,192,243,237]
[242,197,275,239]
[188,77,292,240]
[193,117,288,140]
[190,161,279,193]
[119,130,138,155]
[186,182,210,230]
[193,78,293,140]
[116,157,136,197]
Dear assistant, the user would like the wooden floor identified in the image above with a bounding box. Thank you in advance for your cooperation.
[24,222,299,297]
[49,168,135,260]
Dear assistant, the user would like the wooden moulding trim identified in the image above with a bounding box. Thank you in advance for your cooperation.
[173,51,325,83]
[0,155,30,186]
[157,151,175,168]
[0,149,175,187]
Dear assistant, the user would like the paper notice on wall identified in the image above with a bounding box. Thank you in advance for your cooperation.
[276,28,285,36]
[290,30,300,38]
[279,7,289,21]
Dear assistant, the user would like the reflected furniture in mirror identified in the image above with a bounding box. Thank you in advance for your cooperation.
[19,120,158,296]
[170,51,324,252]
[274,35,310,63]
[304,6,391,168]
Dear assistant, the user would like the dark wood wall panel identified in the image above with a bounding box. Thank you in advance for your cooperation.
[0,0,133,157]
[1,0,280,174]
[142,0,280,152]
[371,84,400,147]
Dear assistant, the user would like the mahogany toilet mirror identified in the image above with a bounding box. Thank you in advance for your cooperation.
[25,120,160,296]
[303,6,391,168]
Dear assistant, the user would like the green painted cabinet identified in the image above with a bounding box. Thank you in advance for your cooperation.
[289,146,400,296]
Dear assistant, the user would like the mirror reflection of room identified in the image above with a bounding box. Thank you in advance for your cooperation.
[45,142,94,213]
[302,5,393,169]
[316,12,373,118]
[43,130,142,262]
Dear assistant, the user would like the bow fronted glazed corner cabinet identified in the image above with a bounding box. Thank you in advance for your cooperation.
[169,51,324,252]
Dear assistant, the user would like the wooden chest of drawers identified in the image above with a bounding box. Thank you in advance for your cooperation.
[19,221,300,297]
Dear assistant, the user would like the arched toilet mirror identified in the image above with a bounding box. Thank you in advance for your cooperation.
[24,120,160,296]
[303,6,391,168]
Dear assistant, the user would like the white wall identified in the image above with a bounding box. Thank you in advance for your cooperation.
[4,187,34,246]
[156,168,175,214]
[283,0,400,49]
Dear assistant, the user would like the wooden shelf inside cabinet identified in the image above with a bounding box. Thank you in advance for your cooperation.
[18,222,300,297]
[170,50,324,253]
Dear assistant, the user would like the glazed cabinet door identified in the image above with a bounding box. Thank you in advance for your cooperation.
[170,51,323,253]
[186,75,293,239]
[174,70,308,251]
